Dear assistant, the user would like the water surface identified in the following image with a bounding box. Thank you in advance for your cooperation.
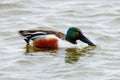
[0,0,120,80]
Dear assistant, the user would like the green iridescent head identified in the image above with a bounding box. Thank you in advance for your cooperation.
[65,27,95,46]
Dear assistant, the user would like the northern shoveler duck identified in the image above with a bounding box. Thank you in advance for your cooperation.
[19,27,95,49]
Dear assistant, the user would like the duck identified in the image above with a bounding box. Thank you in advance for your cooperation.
[19,27,96,49]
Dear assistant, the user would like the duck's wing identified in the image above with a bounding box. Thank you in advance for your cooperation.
[19,30,65,44]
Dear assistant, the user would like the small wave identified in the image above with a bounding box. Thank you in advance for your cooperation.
[0,0,33,9]
[104,17,120,28]
[96,35,119,42]
[0,1,22,9]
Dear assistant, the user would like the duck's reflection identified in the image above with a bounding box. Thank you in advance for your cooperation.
[25,44,96,64]
[65,46,96,64]
[25,44,58,55]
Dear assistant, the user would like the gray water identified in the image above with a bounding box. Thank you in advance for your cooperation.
[0,0,120,80]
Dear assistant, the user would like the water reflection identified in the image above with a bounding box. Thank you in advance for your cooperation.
[25,44,96,64]
[65,46,96,64]
[25,44,58,55]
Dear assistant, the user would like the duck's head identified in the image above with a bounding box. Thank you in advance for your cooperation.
[65,27,96,46]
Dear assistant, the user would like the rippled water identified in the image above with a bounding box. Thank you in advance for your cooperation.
[0,0,120,80]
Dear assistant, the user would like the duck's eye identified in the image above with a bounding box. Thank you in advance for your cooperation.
[76,32,79,35]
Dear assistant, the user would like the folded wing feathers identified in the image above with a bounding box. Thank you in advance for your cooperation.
[19,30,65,44]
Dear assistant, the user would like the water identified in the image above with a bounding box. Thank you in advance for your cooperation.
[0,0,120,80]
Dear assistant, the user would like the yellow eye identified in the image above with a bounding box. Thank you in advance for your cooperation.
[76,32,79,35]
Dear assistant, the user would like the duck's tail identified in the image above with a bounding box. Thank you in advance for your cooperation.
[19,30,46,45]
